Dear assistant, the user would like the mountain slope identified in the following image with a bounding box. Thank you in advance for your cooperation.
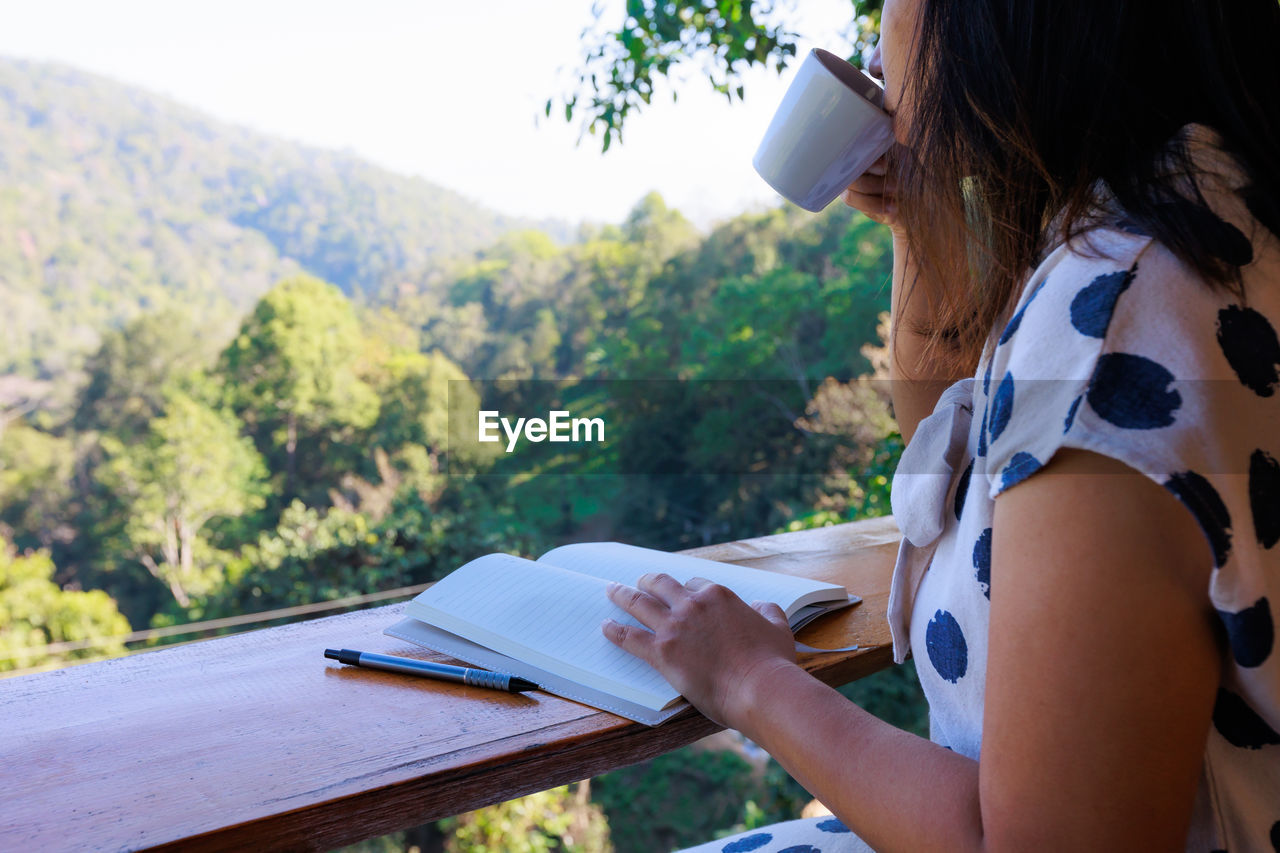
[0,56,543,377]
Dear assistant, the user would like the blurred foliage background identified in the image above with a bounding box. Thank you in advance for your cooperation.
[0,1,925,850]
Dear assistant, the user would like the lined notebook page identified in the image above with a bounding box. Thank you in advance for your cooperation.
[384,617,689,726]
[537,542,845,617]
[406,553,680,710]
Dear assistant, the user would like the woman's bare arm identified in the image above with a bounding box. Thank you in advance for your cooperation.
[604,448,1222,851]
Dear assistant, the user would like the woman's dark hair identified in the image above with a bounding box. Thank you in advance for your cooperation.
[892,0,1280,374]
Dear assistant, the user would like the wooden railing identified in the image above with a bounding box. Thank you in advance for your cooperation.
[2,516,902,852]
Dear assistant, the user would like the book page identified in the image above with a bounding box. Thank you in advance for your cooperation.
[385,617,688,726]
[404,553,680,710]
[536,541,846,617]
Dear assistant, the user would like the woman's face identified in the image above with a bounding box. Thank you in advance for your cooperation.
[869,0,923,140]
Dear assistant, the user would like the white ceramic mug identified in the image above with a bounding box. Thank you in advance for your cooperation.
[753,48,895,212]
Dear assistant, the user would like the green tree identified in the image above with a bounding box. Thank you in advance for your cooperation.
[363,346,497,485]
[220,274,379,501]
[207,478,547,620]
[0,537,131,672]
[595,203,894,548]
[97,391,267,607]
[0,420,76,550]
[554,0,884,149]
[74,308,214,439]
[441,783,611,853]
[621,191,699,265]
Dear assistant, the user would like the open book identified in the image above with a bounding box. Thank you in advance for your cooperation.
[385,541,859,725]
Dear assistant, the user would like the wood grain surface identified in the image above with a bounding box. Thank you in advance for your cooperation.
[1,517,901,852]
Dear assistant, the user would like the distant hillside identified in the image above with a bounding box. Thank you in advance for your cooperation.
[0,56,562,378]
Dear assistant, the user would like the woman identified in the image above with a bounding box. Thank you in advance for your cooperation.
[602,0,1280,849]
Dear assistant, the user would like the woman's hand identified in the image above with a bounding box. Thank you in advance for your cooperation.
[843,152,902,234]
[602,573,798,729]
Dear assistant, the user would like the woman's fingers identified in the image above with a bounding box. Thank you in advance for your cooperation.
[842,149,900,228]
[752,601,791,634]
[606,580,668,626]
[849,171,893,195]
[602,579,800,727]
[602,580,664,663]
[600,616,656,661]
[751,600,790,631]
[844,187,896,221]
[636,572,690,603]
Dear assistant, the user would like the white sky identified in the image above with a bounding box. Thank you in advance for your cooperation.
[0,0,857,231]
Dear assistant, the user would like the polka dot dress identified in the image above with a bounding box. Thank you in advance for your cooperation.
[903,124,1280,850]
[677,815,874,853]
[682,123,1280,852]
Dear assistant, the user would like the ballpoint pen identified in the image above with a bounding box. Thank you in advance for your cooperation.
[324,648,539,693]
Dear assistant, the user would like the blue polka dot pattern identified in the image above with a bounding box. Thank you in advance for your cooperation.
[954,459,973,522]
[888,178,1280,848]
[998,276,1049,345]
[1175,202,1254,266]
[973,528,992,600]
[816,818,850,833]
[989,372,1015,443]
[1000,452,1043,492]
[1086,352,1181,429]
[1212,688,1280,750]
[722,833,773,852]
[926,609,969,683]
[997,311,1021,346]
[777,846,821,853]
[1110,217,1151,237]
[977,402,989,457]
[1063,395,1082,433]
[1069,268,1136,338]
[1217,598,1274,669]
[1217,305,1280,397]
[1250,449,1280,549]
[1164,470,1233,568]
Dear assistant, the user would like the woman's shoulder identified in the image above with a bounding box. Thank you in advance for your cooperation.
[993,124,1278,369]
[976,167,1280,501]
[982,223,1158,382]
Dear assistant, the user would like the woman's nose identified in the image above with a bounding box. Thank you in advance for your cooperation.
[867,42,884,80]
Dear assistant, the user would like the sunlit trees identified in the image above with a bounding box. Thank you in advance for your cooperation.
[0,538,130,672]
[97,391,267,607]
[74,308,213,439]
[442,783,611,853]
[363,346,496,485]
[0,420,76,551]
[220,274,379,502]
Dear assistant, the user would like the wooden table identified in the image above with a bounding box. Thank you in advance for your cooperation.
[2,517,901,852]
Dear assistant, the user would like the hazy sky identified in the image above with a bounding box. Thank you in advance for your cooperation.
[0,0,857,230]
